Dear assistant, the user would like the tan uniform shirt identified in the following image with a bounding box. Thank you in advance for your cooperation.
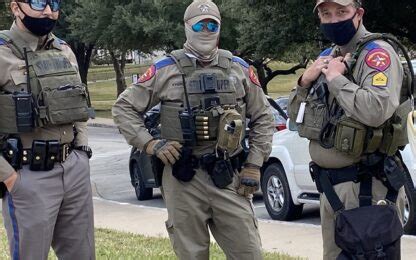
[113,51,275,167]
[0,23,88,182]
[291,25,403,168]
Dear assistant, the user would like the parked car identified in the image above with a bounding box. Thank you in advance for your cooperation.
[129,106,160,200]
[271,96,289,131]
[261,119,416,234]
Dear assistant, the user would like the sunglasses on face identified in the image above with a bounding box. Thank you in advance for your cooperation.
[191,21,219,33]
[18,0,62,12]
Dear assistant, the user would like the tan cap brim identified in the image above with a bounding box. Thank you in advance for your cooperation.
[187,15,221,25]
[314,0,354,13]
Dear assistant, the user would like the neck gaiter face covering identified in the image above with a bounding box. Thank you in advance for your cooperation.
[184,22,220,63]
[18,5,57,36]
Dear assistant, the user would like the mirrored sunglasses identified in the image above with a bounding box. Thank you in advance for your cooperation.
[18,0,62,12]
[192,21,219,33]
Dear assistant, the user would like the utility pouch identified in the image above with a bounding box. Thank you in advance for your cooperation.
[380,99,412,156]
[383,156,405,192]
[172,146,196,182]
[297,102,328,141]
[210,159,234,189]
[0,93,34,134]
[3,137,23,170]
[335,205,402,260]
[292,77,330,141]
[45,140,59,171]
[334,117,366,157]
[217,109,244,156]
[30,140,47,171]
[40,84,90,125]
[179,110,197,146]
[200,153,217,175]
[14,93,34,132]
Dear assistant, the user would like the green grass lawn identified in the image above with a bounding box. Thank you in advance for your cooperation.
[88,64,148,82]
[0,217,299,259]
[87,61,303,118]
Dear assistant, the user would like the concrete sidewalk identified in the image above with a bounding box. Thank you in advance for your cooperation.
[93,197,416,260]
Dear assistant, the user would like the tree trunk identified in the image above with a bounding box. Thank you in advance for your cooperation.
[70,42,94,84]
[110,50,127,97]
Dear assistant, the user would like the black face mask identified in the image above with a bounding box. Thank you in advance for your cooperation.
[18,5,57,36]
[320,13,358,46]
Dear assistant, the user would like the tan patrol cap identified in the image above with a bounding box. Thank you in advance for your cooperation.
[314,0,359,12]
[184,0,221,25]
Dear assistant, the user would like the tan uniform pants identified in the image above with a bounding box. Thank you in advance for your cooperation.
[320,177,405,260]
[1,150,95,260]
[161,165,262,260]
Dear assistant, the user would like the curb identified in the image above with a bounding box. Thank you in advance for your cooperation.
[87,122,118,129]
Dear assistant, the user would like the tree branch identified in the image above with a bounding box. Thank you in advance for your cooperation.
[264,58,309,84]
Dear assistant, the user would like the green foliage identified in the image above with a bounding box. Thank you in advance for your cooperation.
[221,0,320,61]
[0,0,12,30]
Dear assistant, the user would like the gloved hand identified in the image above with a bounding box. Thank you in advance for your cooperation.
[237,164,260,197]
[144,139,182,165]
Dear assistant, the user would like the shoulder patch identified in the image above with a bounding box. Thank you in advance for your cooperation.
[365,48,391,71]
[232,56,249,69]
[372,72,388,87]
[364,41,380,51]
[154,57,175,70]
[319,47,332,57]
[249,66,261,87]
[138,65,156,83]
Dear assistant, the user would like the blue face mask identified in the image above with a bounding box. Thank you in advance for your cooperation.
[320,13,358,46]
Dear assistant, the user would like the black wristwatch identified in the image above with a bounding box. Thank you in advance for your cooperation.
[75,146,93,159]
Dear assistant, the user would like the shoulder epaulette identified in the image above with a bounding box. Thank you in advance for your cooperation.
[232,56,249,69]
[319,47,332,57]
[155,57,175,70]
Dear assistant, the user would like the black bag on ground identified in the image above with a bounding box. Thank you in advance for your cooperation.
[335,205,403,260]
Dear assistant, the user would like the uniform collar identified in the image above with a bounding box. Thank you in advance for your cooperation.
[10,22,61,51]
[337,23,370,55]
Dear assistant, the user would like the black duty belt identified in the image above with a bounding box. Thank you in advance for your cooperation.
[22,143,71,165]
[309,158,401,213]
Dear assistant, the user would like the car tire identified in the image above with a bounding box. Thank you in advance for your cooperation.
[403,168,416,234]
[262,163,303,220]
[131,161,153,201]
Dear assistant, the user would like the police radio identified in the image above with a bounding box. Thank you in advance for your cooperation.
[179,74,197,146]
[14,47,36,132]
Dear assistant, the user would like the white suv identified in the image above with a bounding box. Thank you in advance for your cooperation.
[261,120,416,234]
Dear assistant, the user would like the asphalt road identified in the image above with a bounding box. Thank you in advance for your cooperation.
[89,126,321,225]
